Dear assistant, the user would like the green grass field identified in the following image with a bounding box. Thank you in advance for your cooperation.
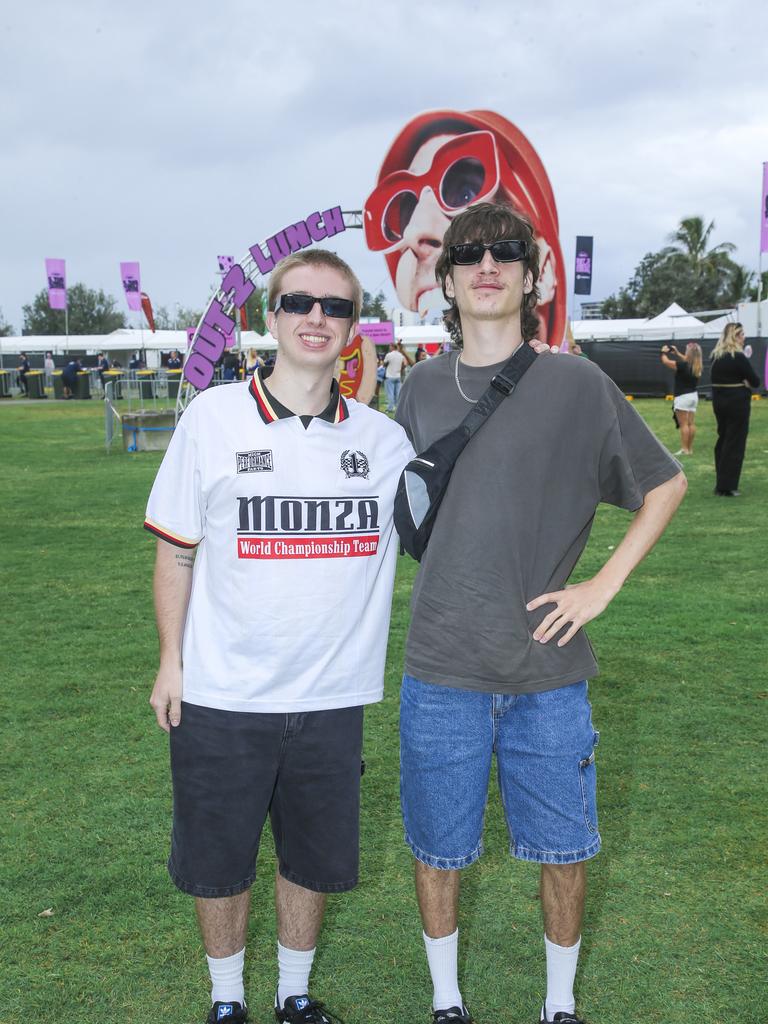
[1,397,765,1024]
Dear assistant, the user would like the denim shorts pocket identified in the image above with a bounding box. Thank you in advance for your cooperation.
[578,731,599,835]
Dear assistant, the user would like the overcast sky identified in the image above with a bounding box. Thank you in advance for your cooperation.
[2,0,767,333]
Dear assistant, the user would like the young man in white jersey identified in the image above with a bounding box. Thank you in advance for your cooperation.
[395,204,687,1024]
[145,250,413,1024]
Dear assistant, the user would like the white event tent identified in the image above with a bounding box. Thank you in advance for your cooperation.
[572,299,767,343]
[0,328,277,366]
[2,299,765,364]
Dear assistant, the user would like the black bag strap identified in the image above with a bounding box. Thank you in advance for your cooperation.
[453,342,538,442]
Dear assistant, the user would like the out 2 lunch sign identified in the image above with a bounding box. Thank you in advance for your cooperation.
[183,206,347,391]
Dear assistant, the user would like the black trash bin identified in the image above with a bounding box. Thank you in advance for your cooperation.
[74,372,91,400]
[0,370,10,398]
[136,371,156,402]
[26,371,47,399]
[166,370,182,399]
[103,370,124,400]
[53,372,64,399]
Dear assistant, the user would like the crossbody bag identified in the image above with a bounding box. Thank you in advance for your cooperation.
[394,344,538,561]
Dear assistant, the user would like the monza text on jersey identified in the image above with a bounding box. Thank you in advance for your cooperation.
[236,495,380,559]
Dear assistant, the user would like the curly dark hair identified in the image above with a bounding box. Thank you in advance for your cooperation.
[435,202,540,347]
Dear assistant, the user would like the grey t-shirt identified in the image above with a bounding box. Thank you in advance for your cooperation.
[395,350,681,694]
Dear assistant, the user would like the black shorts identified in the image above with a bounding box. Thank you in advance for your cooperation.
[168,702,364,897]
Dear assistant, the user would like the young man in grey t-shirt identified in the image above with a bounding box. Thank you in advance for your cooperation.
[395,203,687,1024]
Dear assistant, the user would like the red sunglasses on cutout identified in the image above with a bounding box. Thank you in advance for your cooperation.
[364,131,500,253]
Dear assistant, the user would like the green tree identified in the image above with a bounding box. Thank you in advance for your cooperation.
[22,283,126,335]
[720,264,755,307]
[602,216,743,319]
[153,304,204,330]
[667,216,736,280]
[242,287,268,336]
[361,290,388,319]
[0,307,13,337]
[600,288,638,319]
[748,270,768,302]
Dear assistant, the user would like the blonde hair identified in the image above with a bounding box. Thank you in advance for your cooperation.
[685,342,702,379]
[267,249,362,321]
[711,322,744,361]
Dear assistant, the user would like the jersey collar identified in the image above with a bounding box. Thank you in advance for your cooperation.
[249,366,349,426]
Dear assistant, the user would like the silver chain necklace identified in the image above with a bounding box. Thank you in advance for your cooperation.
[454,342,526,403]
[454,352,479,403]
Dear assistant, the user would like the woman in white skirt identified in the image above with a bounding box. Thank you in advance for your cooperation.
[661,342,702,455]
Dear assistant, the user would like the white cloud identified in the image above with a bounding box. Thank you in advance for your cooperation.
[1,0,767,331]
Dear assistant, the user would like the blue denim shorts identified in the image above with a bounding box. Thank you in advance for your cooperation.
[399,675,601,867]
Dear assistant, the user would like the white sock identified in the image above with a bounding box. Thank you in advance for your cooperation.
[206,947,245,1007]
[424,929,463,1012]
[543,934,581,1019]
[277,942,316,1008]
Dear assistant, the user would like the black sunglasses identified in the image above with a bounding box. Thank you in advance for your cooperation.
[275,293,354,319]
[448,239,527,266]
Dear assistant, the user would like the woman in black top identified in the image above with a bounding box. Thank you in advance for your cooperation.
[661,342,702,455]
[709,322,761,496]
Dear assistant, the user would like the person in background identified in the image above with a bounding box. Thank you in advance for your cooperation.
[167,350,183,370]
[95,352,110,390]
[661,342,702,456]
[709,323,760,496]
[382,340,412,412]
[245,348,263,377]
[44,351,55,389]
[129,352,144,371]
[17,352,30,395]
[222,348,240,381]
[61,358,82,399]
[376,355,386,399]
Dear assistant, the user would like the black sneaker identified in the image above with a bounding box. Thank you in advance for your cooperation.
[276,995,344,1024]
[433,1007,475,1024]
[541,1003,586,1023]
[207,1001,248,1023]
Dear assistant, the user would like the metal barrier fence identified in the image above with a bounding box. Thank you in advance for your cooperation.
[105,372,241,451]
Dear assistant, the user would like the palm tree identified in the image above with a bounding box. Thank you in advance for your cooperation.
[667,216,736,280]
[723,264,755,306]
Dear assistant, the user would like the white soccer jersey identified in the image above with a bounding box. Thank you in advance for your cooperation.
[145,372,414,713]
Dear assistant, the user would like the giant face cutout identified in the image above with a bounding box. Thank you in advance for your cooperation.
[364,110,566,347]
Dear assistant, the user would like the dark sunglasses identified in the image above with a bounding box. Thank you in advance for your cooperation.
[448,239,527,266]
[275,293,354,318]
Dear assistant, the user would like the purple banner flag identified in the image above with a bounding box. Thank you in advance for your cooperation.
[45,258,67,310]
[761,163,768,254]
[574,236,593,295]
[120,261,142,311]
[217,255,235,273]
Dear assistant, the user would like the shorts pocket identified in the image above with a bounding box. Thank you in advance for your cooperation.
[578,731,599,834]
